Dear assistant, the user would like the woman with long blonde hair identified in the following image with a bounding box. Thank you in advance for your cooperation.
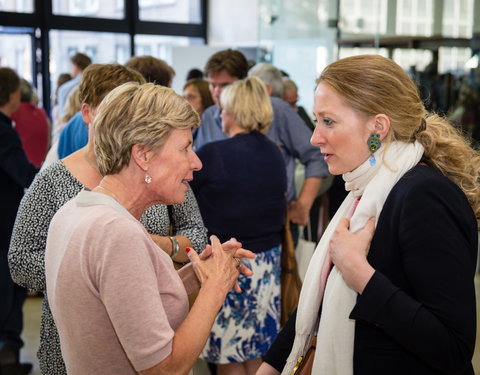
[258,54,479,375]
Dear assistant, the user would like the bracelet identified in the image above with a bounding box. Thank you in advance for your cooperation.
[169,236,180,259]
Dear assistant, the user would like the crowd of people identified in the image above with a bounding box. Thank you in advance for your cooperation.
[0,47,478,375]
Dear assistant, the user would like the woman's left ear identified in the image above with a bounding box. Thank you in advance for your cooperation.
[373,114,390,140]
[131,144,150,171]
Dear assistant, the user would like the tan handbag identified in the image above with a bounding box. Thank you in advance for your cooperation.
[291,336,317,375]
[280,211,303,326]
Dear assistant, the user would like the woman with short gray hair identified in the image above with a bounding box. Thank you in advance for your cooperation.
[45,82,255,375]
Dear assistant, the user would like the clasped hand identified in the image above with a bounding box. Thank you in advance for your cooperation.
[188,235,256,293]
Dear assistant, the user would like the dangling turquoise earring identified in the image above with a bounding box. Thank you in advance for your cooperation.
[367,134,381,166]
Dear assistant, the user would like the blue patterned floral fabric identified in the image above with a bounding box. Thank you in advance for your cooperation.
[202,245,281,364]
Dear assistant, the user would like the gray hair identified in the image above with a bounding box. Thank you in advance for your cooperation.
[19,79,34,103]
[94,82,199,176]
[248,63,284,98]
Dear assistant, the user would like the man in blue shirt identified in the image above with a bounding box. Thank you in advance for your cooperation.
[57,111,88,159]
[56,53,91,120]
[194,50,328,227]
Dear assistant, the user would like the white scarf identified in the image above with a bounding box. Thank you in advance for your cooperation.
[282,141,424,375]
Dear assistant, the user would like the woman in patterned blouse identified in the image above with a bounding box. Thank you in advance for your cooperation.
[8,64,208,375]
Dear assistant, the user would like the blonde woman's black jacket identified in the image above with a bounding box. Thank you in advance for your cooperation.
[264,163,477,374]
[0,111,37,250]
[350,163,477,374]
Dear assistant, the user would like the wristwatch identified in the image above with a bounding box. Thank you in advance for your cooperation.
[169,236,180,259]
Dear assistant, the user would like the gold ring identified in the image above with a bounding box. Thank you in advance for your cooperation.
[233,257,241,268]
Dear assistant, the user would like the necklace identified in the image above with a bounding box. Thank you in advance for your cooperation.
[94,185,120,202]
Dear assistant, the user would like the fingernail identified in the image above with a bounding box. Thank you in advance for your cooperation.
[186,247,192,253]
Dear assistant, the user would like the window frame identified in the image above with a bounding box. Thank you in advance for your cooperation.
[0,0,208,116]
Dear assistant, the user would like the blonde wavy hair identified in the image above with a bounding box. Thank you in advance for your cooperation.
[93,82,200,176]
[317,54,480,222]
[220,76,273,134]
[59,86,82,124]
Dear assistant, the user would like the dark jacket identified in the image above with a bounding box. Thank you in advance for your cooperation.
[0,111,38,250]
[265,163,478,374]
[350,163,477,374]
[191,132,287,252]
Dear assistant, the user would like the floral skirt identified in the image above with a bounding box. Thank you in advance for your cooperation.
[201,245,281,364]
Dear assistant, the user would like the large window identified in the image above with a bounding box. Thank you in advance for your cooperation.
[52,0,124,19]
[49,30,130,91]
[135,34,203,61]
[0,0,207,116]
[0,29,32,81]
[0,0,33,13]
[396,0,434,36]
[339,0,388,35]
[139,0,202,24]
[438,47,472,74]
[442,0,474,38]
[392,49,433,73]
